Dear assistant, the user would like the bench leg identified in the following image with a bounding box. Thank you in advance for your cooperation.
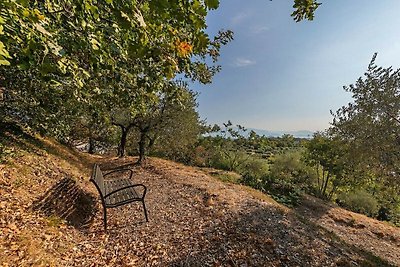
[142,200,149,222]
[103,205,107,231]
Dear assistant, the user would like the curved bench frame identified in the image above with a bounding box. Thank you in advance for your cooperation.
[90,164,148,231]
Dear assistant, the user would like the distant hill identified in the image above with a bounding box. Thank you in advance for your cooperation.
[206,127,315,139]
[248,128,315,139]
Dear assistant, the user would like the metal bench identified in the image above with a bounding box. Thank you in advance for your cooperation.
[90,164,148,231]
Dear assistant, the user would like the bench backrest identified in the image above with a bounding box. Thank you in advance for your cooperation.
[90,164,105,196]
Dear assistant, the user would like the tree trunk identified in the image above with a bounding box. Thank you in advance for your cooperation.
[328,185,337,200]
[147,135,157,152]
[320,169,325,194]
[322,172,330,197]
[88,137,95,154]
[137,130,147,164]
[117,127,128,158]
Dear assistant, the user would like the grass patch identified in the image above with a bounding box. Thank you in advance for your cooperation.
[212,172,241,184]
[202,168,242,184]
[47,215,64,227]
[13,177,26,188]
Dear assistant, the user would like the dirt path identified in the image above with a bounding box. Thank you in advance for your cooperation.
[80,157,397,266]
[1,153,399,266]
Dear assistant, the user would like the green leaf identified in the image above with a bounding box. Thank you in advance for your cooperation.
[17,62,30,70]
[39,63,56,75]
[205,0,219,10]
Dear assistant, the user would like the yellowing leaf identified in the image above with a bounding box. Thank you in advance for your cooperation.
[22,10,30,17]
[77,79,84,87]
[35,23,52,36]
[0,59,10,65]
[176,40,193,57]
[90,38,100,50]
[0,42,11,59]
[134,8,146,27]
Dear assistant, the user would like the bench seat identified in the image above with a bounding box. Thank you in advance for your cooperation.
[104,179,141,206]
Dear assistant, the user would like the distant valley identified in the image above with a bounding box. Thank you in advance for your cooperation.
[248,128,315,138]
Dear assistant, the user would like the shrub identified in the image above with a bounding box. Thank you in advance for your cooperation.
[190,145,211,167]
[240,172,263,190]
[240,158,269,179]
[240,173,301,207]
[269,152,315,191]
[263,175,302,207]
[337,190,379,217]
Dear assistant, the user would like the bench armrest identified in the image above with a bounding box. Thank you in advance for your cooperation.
[104,184,147,199]
[103,168,133,180]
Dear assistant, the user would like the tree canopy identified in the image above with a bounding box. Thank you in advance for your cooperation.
[331,54,400,189]
[0,0,322,158]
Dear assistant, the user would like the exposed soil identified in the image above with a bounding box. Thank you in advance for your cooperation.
[0,131,399,266]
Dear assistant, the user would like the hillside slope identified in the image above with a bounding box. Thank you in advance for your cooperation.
[0,126,399,266]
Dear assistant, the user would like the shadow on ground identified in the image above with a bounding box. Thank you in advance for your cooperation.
[32,177,98,230]
[0,121,93,170]
[167,199,394,267]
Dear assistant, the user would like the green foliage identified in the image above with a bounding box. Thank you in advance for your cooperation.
[0,0,234,145]
[269,151,314,190]
[240,172,264,190]
[189,123,308,207]
[257,152,311,207]
[304,133,349,199]
[241,157,269,179]
[210,150,250,172]
[337,190,379,217]
[331,53,400,190]
[145,88,203,163]
[267,180,302,207]
[292,0,321,22]
[240,172,302,207]
[329,54,400,223]
[1,0,321,161]
[210,171,241,184]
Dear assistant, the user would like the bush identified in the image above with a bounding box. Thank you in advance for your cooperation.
[337,190,379,217]
[269,152,315,191]
[263,175,302,207]
[240,172,264,190]
[207,150,249,172]
[240,158,269,179]
[190,145,211,167]
[239,173,301,207]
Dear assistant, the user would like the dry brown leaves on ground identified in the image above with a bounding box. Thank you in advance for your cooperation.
[0,152,399,266]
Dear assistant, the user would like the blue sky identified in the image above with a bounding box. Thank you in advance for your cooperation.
[192,0,400,132]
